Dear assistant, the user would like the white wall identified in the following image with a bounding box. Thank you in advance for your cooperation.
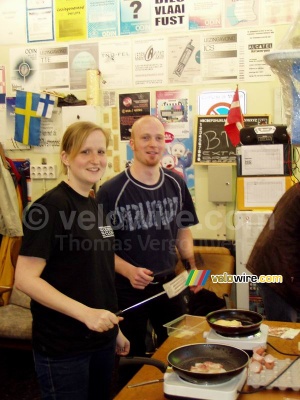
[0,25,293,241]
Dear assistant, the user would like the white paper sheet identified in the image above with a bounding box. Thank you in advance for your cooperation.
[241,144,284,175]
[244,177,286,207]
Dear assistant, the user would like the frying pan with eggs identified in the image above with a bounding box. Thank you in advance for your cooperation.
[206,309,263,336]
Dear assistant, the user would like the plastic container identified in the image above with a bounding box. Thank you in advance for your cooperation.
[163,314,206,338]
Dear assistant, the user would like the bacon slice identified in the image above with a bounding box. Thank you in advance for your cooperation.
[190,361,226,373]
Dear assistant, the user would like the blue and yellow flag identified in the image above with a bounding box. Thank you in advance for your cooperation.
[14,91,41,146]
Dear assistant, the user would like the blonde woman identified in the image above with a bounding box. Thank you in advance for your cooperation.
[15,121,129,400]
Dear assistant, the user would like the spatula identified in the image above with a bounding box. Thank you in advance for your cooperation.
[116,270,189,316]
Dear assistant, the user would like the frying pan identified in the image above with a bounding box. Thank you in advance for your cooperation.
[206,309,263,336]
[167,343,249,384]
[119,343,249,385]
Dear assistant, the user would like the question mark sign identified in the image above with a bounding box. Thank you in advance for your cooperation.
[130,1,142,19]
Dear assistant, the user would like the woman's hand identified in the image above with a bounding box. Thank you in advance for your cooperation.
[116,329,130,356]
[84,308,120,332]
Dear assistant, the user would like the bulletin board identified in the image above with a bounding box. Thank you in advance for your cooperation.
[194,115,270,164]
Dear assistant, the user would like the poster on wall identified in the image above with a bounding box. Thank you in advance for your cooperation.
[156,92,195,193]
[243,28,275,82]
[260,0,299,25]
[55,0,87,42]
[156,89,190,139]
[99,38,133,89]
[167,34,201,85]
[189,0,222,30]
[119,0,151,36]
[0,0,27,45]
[39,45,69,91]
[33,108,62,154]
[198,90,247,115]
[87,0,119,38]
[10,47,40,92]
[69,42,99,90]
[201,30,241,83]
[132,36,167,87]
[26,0,54,42]
[152,0,188,31]
[224,0,259,28]
[162,113,195,193]
[118,92,150,141]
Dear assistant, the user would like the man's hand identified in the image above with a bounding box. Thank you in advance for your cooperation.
[128,267,154,289]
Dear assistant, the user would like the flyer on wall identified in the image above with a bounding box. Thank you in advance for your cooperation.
[87,0,119,38]
[39,45,69,91]
[152,0,187,31]
[26,0,54,42]
[33,108,63,154]
[224,0,259,28]
[156,90,195,192]
[0,0,27,45]
[189,0,222,30]
[156,89,190,138]
[69,42,99,90]
[55,0,87,42]
[99,38,133,89]
[118,92,150,141]
[10,47,40,92]
[132,36,167,87]
[167,34,201,85]
[119,0,151,36]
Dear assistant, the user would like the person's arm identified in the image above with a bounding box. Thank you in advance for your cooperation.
[176,227,196,269]
[176,227,203,294]
[114,254,154,289]
[15,255,121,332]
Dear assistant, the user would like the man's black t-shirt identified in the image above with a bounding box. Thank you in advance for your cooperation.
[97,167,199,282]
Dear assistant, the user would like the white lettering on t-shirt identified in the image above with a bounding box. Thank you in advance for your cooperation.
[114,197,179,231]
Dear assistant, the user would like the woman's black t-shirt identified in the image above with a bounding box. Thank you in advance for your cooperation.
[20,182,118,356]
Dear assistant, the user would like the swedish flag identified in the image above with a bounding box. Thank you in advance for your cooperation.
[14,91,41,146]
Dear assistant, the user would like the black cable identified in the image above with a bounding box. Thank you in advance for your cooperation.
[238,341,300,395]
[266,340,299,357]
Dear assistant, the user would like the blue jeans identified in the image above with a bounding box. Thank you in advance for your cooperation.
[258,283,298,322]
[33,340,116,400]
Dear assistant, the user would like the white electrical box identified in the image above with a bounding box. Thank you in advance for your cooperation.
[61,105,97,133]
[30,164,57,179]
